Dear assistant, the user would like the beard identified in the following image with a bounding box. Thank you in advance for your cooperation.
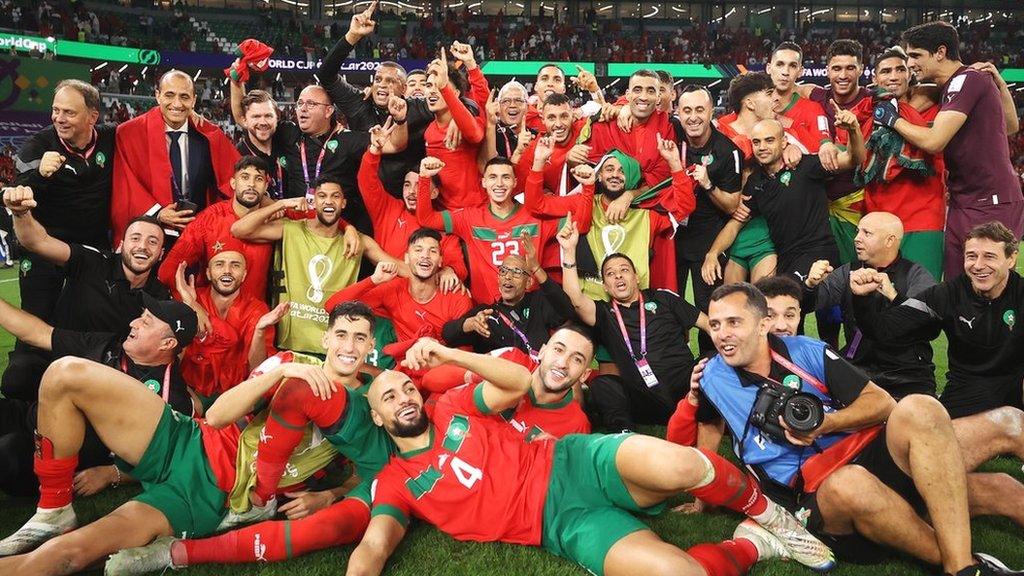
[121,252,156,275]
[389,408,430,438]
[235,188,261,209]
[596,180,626,201]
[316,210,340,227]
[539,365,575,395]
[211,277,241,297]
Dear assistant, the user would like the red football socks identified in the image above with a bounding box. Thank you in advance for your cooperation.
[176,498,370,565]
[687,539,759,576]
[252,378,348,503]
[688,449,768,517]
[33,434,77,510]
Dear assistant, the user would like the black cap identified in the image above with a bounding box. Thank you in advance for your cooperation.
[141,293,198,348]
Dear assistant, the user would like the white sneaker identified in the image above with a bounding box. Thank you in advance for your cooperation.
[0,505,78,556]
[105,536,178,575]
[215,496,277,531]
[754,499,835,571]
[733,519,790,562]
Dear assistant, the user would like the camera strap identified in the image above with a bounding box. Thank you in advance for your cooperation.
[769,350,829,395]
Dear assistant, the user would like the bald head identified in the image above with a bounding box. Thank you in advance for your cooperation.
[156,70,195,129]
[854,212,904,267]
[750,119,787,167]
[366,370,412,412]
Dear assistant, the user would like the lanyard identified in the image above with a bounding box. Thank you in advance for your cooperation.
[57,129,97,163]
[121,355,171,404]
[244,138,284,199]
[767,349,829,396]
[612,293,646,360]
[299,126,340,192]
[496,310,534,356]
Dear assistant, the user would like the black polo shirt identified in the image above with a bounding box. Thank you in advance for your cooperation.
[676,128,744,259]
[15,124,116,248]
[441,278,576,354]
[50,328,194,416]
[744,155,835,261]
[297,128,373,234]
[594,288,701,394]
[51,244,170,333]
[236,121,305,200]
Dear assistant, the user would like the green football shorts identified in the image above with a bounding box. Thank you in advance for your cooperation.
[729,216,775,271]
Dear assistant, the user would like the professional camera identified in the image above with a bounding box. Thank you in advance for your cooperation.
[748,382,825,443]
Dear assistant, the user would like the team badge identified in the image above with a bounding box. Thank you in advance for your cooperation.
[701,154,714,165]
[523,308,530,319]
[644,301,658,313]
[212,241,225,253]
[1004,310,1016,331]
[782,374,801,389]
[20,259,31,274]
[779,171,792,186]
[326,140,339,152]
[443,415,470,452]
[278,156,287,167]
[95,152,107,168]
[144,379,162,394]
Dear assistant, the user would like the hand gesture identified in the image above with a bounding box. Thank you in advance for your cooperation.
[849,267,882,296]
[556,213,579,251]
[401,337,453,371]
[571,64,598,93]
[782,142,804,169]
[604,193,632,224]
[656,133,683,172]
[485,89,500,125]
[368,117,397,152]
[280,363,336,399]
[174,261,199,305]
[689,161,711,189]
[598,103,620,123]
[419,156,445,178]
[426,50,449,91]
[449,41,477,69]
[39,151,66,178]
[2,185,36,214]
[515,125,535,152]
[348,0,377,39]
[256,301,290,331]
[565,143,591,166]
[804,259,833,288]
[519,230,539,273]
[463,308,493,337]
[570,164,596,186]
[534,135,555,164]
[387,95,407,123]
[371,260,399,284]
[280,490,334,520]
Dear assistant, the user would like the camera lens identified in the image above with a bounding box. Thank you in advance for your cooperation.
[783,393,825,432]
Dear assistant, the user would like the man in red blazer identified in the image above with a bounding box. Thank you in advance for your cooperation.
[112,70,240,245]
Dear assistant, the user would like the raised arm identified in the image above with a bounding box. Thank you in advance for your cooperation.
[206,361,336,428]
[555,217,597,326]
[831,103,866,171]
[0,297,53,350]
[970,62,1019,135]
[320,1,377,114]
[248,302,288,371]
[228,72,246,126]
[3,186,71,265]
[231,197,303,243]
[323,261,396,316]
[401,339,533,412]
[429,52,485,144]
[414,157,449,231]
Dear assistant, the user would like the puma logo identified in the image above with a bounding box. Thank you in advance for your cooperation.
[414,310,427,321]
[397,217,406,228]
[63,164,78,175]
[793,270,809,283]
[958,316,976,330]
[253,533,268,562]
[174,320,184,333]
[259,427,273,444]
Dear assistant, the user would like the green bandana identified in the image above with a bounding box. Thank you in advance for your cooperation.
[598,149,643,191]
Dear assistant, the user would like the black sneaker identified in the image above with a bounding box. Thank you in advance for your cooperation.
[955,554,1024,576]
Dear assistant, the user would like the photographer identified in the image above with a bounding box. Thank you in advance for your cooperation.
[689,282,1020,576]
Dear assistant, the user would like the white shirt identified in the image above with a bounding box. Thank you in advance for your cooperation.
[165,123,189,197]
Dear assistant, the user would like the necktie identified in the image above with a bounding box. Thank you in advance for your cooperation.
[168,131,184,200]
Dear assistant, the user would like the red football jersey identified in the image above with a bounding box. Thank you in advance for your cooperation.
[181,287,274,396]
[370,389,556,544]
[778,93,830,153]
[437,383,590,441]
[324,276,472,341]
[424,69,490,209]
[356,151,467,280]
[417,182,564,304]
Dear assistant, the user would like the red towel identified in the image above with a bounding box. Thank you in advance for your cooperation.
[225,39,274,83]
